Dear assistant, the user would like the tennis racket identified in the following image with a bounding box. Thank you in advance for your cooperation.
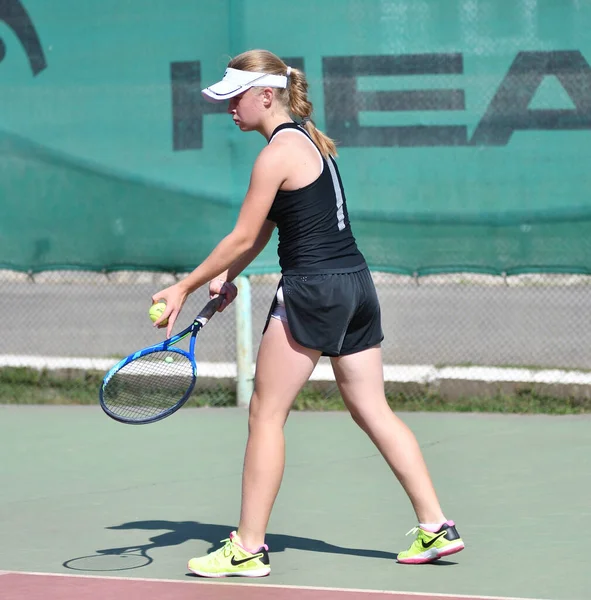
[99,296,222,425]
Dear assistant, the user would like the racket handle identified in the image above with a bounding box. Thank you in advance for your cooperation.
[196,295,224,325]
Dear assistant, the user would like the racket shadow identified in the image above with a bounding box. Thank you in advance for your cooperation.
[62,546,153,572]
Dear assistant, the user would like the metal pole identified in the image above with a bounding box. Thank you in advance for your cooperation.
[235,275,254,407]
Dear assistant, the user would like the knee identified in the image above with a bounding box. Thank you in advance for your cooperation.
[247,396,263,430]
[348,406,370,433]
[346,399,392,434]
[247,393,288,431]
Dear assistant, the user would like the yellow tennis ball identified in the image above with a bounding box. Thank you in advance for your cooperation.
[149,302,168,325]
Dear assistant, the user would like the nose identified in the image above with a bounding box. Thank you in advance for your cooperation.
[227,99,236,114]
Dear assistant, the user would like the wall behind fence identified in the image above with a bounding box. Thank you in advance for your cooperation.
[1,0,591,275]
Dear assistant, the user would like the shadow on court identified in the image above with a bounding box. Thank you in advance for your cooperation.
[62,519,406,572]
[62,519,455,572]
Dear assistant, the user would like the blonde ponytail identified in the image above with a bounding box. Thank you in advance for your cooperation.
[287,68,337,158]
[228,49,338,158]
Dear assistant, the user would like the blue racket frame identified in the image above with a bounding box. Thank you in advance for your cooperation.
[99,296,222,425]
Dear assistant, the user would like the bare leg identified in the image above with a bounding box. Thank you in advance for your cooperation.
[237,318,321,550]
[331,345,446,524]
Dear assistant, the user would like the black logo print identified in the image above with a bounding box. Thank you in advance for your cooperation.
[0,0,46,75]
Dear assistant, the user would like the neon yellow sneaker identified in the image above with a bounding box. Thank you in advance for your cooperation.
[187,531,270,578]
[397,521,465,564]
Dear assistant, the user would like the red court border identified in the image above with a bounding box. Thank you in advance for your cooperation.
[0,571,547,600]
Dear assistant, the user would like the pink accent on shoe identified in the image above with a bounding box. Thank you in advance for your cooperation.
[188,565,270,578]
[397,542,465,565]
[230,531,269,554]
[397,555,438,564]
[420,520,455,532]
[419,523,444,533]
[437,542,465,558]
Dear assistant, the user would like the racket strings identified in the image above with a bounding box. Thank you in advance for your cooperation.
[102,351,194,420]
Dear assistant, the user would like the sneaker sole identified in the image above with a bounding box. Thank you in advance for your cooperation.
[188,565,270,578]
[397,540,465,565]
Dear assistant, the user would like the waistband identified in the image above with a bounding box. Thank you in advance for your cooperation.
[282,262,368,276]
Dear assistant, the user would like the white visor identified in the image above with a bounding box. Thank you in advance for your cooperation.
[202,68,288,103]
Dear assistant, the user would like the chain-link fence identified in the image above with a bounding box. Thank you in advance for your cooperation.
[2,269,590,408]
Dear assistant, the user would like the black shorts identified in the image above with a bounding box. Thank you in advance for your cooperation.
[263,266,384,357]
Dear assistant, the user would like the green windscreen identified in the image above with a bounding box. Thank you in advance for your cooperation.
[1,0,590,275]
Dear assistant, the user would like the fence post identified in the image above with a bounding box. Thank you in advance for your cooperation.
[235,275,254,407]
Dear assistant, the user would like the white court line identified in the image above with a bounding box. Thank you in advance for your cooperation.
[2,354,591,386]
[0,570,549,600]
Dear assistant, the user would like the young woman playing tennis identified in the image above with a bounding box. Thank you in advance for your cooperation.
[151,49,464,577]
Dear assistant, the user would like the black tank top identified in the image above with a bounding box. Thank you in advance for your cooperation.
[266,122,366,274]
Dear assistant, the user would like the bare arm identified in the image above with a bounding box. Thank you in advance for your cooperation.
[225,219,276,282]
[177,151,283,294]
[152,146,286,335]
[207,220,275,313]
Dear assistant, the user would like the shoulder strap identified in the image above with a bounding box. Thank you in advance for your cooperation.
[268,121,312,144]
[268,122,324,172]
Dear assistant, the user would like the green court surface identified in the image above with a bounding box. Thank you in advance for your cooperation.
[0,406,589,600]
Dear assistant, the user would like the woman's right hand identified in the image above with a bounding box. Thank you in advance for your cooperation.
[209,278,238,312]
[151,282,189,338]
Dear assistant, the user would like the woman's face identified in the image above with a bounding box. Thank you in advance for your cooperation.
[227,87,267,131]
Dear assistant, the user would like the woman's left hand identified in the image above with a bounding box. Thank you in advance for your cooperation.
[150,281,190,337]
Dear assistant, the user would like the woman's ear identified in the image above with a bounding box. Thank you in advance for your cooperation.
[261,87,274,107]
